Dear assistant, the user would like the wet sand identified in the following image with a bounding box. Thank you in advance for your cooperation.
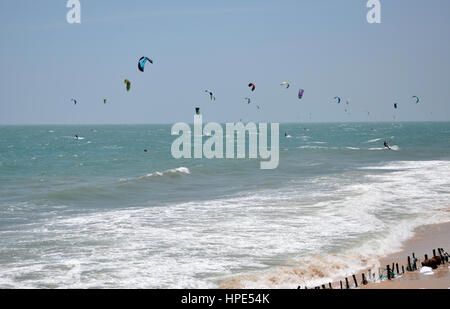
[361,222,450,289]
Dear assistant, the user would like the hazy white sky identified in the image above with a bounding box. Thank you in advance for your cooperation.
[0,0,449,124]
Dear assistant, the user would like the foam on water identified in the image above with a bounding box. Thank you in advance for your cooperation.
[119,167,191,182]
[367,138,384,143]
[0,160,448,288]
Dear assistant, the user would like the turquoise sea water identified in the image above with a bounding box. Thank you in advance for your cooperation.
[0,122,449,288]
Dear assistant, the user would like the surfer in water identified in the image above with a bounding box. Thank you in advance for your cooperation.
[75,135,79,140]
[384,140,391,150]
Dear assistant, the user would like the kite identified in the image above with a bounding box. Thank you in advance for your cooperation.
[298,89,305,99]
[205,90,216,101]
[138,57,153,72]
[334,97,341,104]
[248,83,256,92]
[124,79,131,92]
[280,82,290,89]
[412,96,419,104]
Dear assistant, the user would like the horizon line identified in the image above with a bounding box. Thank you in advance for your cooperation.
[1,120,449,126]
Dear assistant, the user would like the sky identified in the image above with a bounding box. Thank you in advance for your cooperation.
[0,0,449,125]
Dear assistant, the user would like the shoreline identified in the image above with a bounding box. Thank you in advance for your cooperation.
[219,221,450,290]
[361,222,450,289]
[322,222,450,290]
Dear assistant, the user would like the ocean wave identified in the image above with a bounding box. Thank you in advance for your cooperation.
[367,145,399,151]
[1,160,449,289]
[120,167,191,183]
[219,251,381,289]
[218,160,450,288]
[366,138,383,143]
[297,146,328,150]
[140,167,190,179]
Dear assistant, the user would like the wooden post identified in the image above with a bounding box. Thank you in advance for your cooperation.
[340,281,343,289]
[407,256,412,271]
[412,253,417,270]
[387,265,391,280]
[442,248,449,263]
[396,263,399,275]
[322,284,326,289]
[402,265,405,274]
[329,283,333,289]
[439,248,447,263]
[362,273,368,285]
[345,277,350,289]
[352,275,358,288]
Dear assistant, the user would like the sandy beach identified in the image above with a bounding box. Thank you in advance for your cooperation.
[299,222,450,290]
[359,222,450,289]
[306,222,450,290]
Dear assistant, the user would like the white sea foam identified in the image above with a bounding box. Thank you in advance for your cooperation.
[298,145,328,150]
[148,167,189,177]
[366,138,383,143]
[119,167,191,183]
[0,161,449,289]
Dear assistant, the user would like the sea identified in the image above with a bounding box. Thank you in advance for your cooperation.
[0,122,449,288]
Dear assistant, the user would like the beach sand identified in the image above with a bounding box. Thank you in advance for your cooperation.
[360,222,450,289]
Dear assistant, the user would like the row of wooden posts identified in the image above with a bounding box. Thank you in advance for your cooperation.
[298,247,449,289]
